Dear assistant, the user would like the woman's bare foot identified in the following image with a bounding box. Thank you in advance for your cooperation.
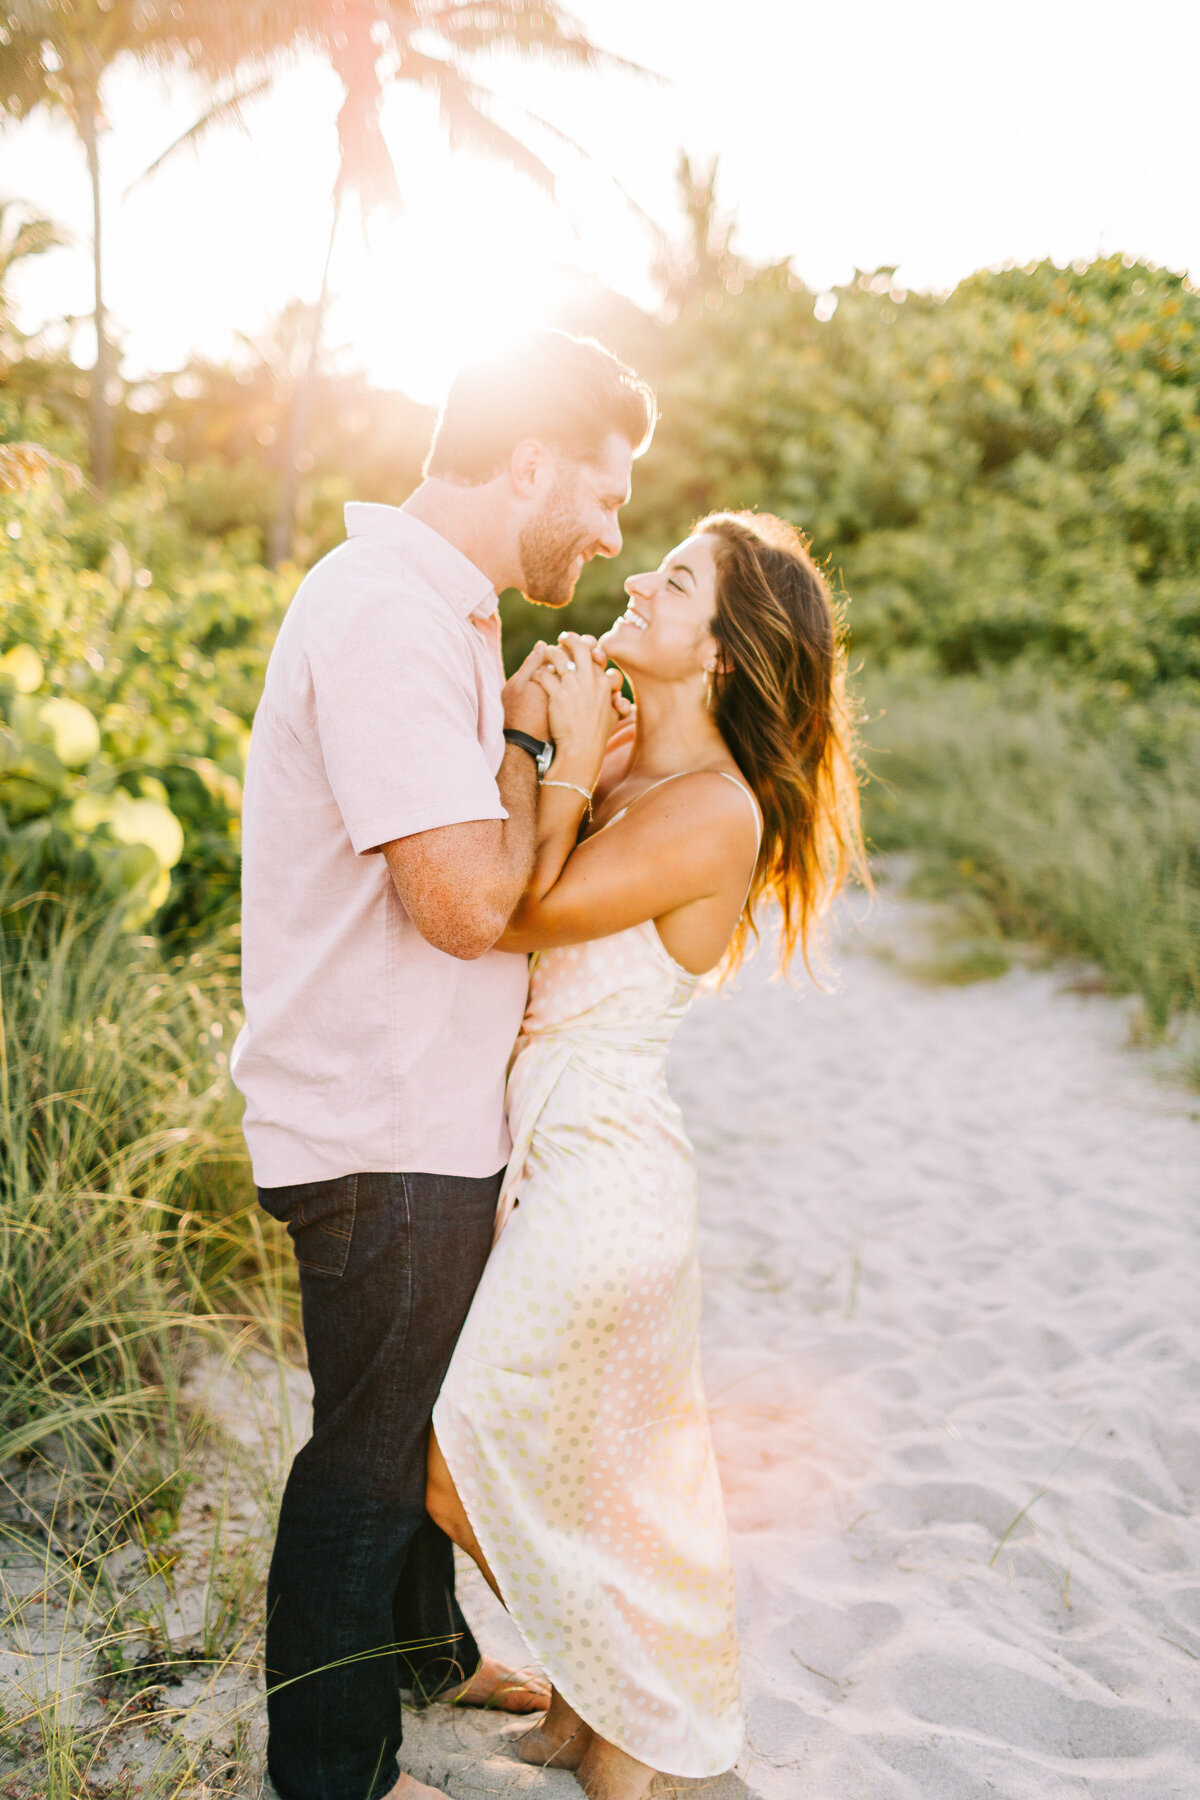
[515,1684,594,1769]
[444,1653,551,1713]
[577,1733,657,1800]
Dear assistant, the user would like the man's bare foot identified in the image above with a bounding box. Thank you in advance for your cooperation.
[381,1775,451,1800]
[444,1653,551,1713]
[515,1684,593,1769]
[577,1733,656,1800]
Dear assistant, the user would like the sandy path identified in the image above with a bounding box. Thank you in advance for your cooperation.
[415,886,1200,1799]
[668,888,1200,1800]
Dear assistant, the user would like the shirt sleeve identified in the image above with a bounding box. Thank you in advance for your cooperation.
[313,583,506,855]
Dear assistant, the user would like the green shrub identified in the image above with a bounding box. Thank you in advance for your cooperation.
[513,257,1200,690]
[0,451,294,934]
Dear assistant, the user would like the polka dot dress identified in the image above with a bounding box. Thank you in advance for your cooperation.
[433,919,743,1779]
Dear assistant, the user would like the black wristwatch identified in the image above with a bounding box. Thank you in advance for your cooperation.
[503,728,554,780]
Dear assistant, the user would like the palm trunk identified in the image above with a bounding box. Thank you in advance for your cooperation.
[269,180,344,568]
[79,88,111,490]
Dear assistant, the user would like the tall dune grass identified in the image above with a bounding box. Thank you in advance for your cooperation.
[0,897,300,1789]
[0,896,293,1504]
[863,666,1200,1048]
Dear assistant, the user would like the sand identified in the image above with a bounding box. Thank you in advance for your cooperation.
[668,887,1200,1799]
[5,881,1199,1797]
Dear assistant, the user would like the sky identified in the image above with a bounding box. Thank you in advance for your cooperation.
[4,0,1199,404]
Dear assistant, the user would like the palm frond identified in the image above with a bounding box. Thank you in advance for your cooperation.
[125,76,274,194]
[403,47,557,192]
[0,203,69,266]
[0,205,69,332]
[505,102,661,233]
[414,2,657,80]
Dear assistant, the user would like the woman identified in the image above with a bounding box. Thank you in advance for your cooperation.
[427,512,867,1800]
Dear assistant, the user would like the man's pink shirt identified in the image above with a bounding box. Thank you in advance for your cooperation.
[231,504,530,1187]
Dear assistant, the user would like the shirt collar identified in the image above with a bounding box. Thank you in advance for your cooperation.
[344,503,499,620]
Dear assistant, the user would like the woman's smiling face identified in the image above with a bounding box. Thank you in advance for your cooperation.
[599,533,722,682]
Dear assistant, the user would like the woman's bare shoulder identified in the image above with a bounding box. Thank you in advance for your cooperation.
[649,765,758,822]
[610,766,760,869]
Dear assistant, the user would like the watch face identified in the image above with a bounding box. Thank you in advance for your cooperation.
[536,741,555,779]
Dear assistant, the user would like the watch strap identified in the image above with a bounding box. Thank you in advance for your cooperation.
[503,728,551,764]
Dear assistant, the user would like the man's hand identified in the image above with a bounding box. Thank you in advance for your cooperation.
[502,642,552,739]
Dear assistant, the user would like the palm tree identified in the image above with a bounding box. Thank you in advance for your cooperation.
[1,6,168,483]
[0,3,275,487]
[651,153,744,319]
[243,1,650,564]
[0,3,646,509]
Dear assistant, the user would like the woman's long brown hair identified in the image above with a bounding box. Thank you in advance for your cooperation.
[698,510,868,977]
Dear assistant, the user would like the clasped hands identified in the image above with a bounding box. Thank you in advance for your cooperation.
[503,633,629,795]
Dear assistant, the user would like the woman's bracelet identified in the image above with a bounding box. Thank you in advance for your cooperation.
[541,778,593,821]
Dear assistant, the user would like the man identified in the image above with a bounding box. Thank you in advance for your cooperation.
[231,329,656,1800]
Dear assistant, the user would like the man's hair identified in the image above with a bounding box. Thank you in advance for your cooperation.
[424,329,657,484]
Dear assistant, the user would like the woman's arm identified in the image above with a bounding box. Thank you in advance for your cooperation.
[497,771,759,953]
[515,709,634,910]
[493,635,621,918]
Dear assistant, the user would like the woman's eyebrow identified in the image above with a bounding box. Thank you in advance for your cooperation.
[666,561,696,583]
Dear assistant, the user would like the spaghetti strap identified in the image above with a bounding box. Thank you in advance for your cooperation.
[593,769,761,840]
[591,771,691,835]
[715,771,763,844]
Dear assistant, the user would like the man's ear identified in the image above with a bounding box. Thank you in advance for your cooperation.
[509,438,546,500]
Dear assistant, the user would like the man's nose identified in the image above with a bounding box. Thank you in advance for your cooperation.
[597,516,623,559]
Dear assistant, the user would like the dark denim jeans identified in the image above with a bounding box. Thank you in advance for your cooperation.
[258,1168,501,1800]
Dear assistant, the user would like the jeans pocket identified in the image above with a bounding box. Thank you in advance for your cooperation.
[259,1174,358,1279]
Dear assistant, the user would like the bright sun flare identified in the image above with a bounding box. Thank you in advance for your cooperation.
[328,158,575,406]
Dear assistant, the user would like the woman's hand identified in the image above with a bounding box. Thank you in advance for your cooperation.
[533,632,625,790]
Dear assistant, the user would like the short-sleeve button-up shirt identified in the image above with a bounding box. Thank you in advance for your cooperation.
[231,504,530,1187]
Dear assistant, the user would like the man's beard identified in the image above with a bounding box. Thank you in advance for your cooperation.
[518,469,587,607]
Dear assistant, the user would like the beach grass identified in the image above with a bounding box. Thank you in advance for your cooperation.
[0,892,302,1791]
[0,894,296,1481]
[862,664,1200,1070]
[0,1428,278,1796]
